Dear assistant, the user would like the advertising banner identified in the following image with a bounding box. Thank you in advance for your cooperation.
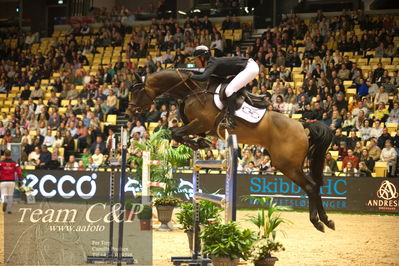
[175,173,399,214]
[24,171,399,214]
[6,170,153,265]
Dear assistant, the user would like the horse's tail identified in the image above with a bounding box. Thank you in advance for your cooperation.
[303,121,333,186]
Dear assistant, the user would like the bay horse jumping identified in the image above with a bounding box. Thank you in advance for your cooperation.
[130,69,335,232]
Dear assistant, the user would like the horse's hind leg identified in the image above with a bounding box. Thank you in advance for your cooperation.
[312,186,335,230]
[317,201,335,230]
[304,172,335,231]
[285,169,325,232]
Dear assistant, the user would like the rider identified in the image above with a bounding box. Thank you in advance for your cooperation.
[191,45,259,129]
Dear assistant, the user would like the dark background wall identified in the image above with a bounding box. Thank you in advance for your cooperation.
[0,0,19,20]
[24,0,47,33]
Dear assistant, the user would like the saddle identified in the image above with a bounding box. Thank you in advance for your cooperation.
[218,83,270,110]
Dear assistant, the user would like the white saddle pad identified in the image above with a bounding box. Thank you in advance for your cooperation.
[214,84,266,124]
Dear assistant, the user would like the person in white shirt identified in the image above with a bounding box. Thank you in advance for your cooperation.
[21,129,32,145]
[92,148,104,167]
[53,131,64,148]
[64,155,79,171]
[80,23,90,35]
[210,33,224,56]
[360,120,372,141]
[68,121,78,138]
[352,101,369,118]
[24,32,35,47]
[34,99,45,115]
[380,140,397,176]
[369,120,383,139]
[43,130,55,147]
[1,112,9,128]
[28,147,41,166]
[279,66,291,82]
[87,157,98,170]
[343,161,359,176]
[387,102,399,123]
[131,120,146,137]
[374,86,389,105]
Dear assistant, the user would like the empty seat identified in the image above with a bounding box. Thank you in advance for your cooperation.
[374,161,388,177]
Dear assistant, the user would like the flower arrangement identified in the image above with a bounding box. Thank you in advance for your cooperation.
[153,196,181,207]
[245,196,291,263]
[249,237,284,262]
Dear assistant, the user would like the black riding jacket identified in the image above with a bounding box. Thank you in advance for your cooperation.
[191,56,249,81]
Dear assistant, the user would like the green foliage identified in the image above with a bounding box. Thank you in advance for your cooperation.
[137,205,153,219]
[243,196,291,260]
[244,196,291,240]
[200,222,256,260]
[125,199,137,210]
[133,129,192,199]
[176,201,223,232]
[22,171,28,179]
[153,196,181,207]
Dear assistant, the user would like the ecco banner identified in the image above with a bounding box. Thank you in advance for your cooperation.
[25,171,399,213]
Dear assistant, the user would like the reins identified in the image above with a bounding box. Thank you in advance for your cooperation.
[175,69,207,106]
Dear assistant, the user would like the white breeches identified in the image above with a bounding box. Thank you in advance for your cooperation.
[1,182,15,212]
[225,58,259,97]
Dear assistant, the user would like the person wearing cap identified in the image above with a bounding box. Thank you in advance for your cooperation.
[0,150,22,214]
[191,45,259,129]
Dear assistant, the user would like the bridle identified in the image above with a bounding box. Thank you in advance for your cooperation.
[132,69,208,113]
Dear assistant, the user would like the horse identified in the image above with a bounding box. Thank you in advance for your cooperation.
[130,69,335,232]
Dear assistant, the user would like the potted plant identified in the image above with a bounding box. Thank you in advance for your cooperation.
[176,201,222,251]
[246,197,291,266]
[153,196,180,231]
[137,205,152,231]
[134,129,192,231]
[200,222,255,266]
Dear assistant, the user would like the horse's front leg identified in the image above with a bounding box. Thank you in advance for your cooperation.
[171,119,210,150]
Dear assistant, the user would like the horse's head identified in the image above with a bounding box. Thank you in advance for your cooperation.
[129,70,191,114]
[129,82,152,115]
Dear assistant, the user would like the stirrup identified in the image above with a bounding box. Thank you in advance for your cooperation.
[220,115,236,130]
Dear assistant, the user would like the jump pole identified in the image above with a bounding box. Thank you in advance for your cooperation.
[142,151,165,205]
[86,127,134,265]
[171,133,238,266]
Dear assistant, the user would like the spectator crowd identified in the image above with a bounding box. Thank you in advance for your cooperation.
[0,6,398,176]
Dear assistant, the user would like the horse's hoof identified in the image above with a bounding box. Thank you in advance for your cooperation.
[196,139,211,149]
[183,141,199,151]
[315,222,325,233]
[327,220,335,230]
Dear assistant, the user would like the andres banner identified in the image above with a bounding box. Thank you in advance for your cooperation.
[25,171,399,214]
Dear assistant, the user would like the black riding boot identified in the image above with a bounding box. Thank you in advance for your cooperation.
[224,94,237,130]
